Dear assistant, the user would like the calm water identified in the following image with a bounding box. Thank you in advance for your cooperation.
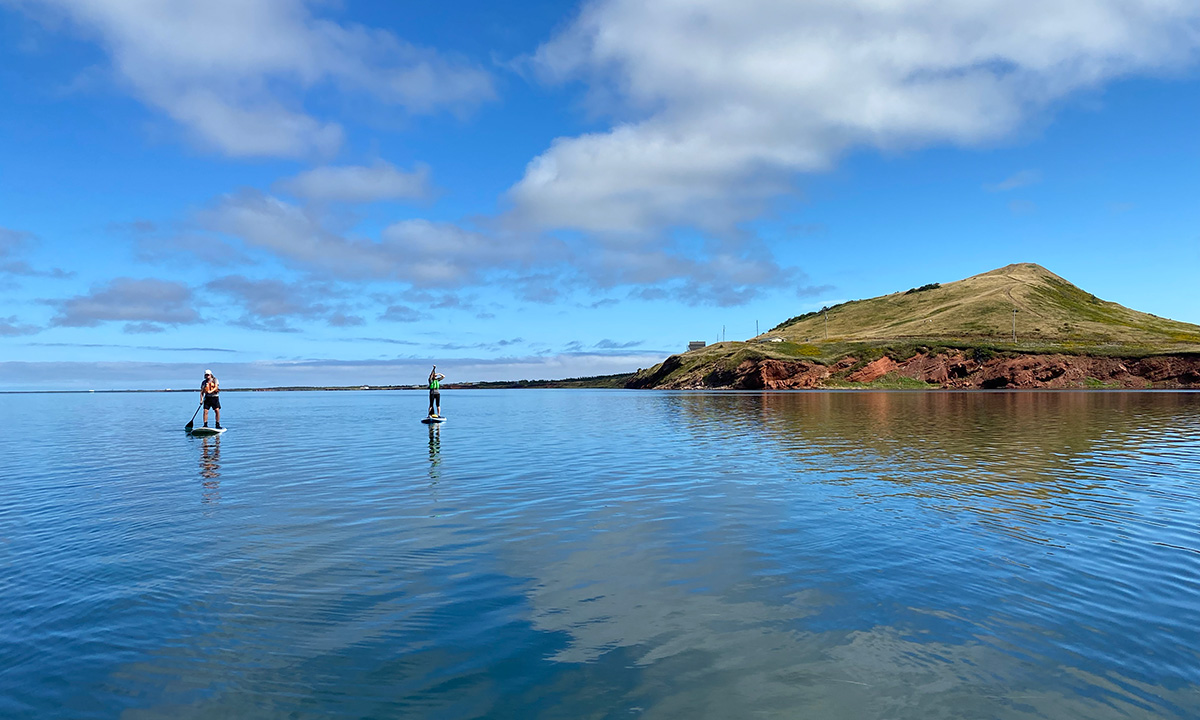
[2,390,1199,719]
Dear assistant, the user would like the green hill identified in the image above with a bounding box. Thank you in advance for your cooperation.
[765,263,1200,350]
[629,264,1200,389]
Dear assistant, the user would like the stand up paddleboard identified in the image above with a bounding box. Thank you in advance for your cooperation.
[187,426,227,436]
[422,416,446,424]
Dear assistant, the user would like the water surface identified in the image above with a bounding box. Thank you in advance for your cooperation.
[2,390,1199,718]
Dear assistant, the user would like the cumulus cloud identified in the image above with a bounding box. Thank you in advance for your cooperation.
[184,185,802,304]
[205,274,354,331]
[198,190,549,288]
[276,161,432,203]
[327,312,364,327]
[0,315,40,336]
[379,305,421,323]
[511,0,1200,234]
[20,0,495,157]
[49,277,199,328]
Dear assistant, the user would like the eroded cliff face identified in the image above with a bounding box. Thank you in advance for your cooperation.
[630,352,1200,390]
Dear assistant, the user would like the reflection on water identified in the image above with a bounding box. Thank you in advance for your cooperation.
[1,390,1198,720]
[198,436,221,508]
[427,422,441,485]
[671,392,1200,546]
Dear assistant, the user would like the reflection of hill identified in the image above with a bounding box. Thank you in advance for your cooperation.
[514,392,1200,718]
[665,391,1200,543]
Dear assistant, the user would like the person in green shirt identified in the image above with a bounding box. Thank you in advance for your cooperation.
[428,365,445,417]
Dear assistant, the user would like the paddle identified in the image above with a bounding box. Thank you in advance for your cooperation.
[184,400,203,431]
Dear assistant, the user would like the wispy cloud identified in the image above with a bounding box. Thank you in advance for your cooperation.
[205,274,349,331]
[986,170,1042,192]
[275,161,432,204]
[0,316,40,337]
[1008,199,1037,216]
[29,342,238,353]
[0,226,73,278]
[0,227,33,257]
[594,339,643,350]
[196,190,545,289]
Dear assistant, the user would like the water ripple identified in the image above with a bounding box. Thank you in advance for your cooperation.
[2,390,1199,718]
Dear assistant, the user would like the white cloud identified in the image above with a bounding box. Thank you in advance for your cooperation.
[22,0,495,157]
[197,190,546,288]
[511,0,1200,234]
[49,277,199,328]
[168,89,343,159]
[276,161,431,203]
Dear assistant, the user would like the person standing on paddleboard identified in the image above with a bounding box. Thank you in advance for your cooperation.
[201,369,222,429]
[428,366,445,418]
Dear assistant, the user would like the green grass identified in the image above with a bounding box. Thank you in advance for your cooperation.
[639,263,1200,389]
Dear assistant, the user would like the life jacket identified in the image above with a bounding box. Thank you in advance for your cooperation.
[429,378,441,390]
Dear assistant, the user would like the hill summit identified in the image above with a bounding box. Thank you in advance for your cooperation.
[629,264,1200,390]
[763,263,1200,347]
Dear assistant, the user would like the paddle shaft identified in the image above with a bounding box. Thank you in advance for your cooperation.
[184,399,203,429]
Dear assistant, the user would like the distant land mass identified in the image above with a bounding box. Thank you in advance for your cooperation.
[628,263,1200,389]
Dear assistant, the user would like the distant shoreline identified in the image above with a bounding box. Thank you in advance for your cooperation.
[0,373,637,394]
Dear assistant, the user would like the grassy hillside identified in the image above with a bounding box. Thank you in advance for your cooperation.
[629,264,1200,388]
[761,263,1200,354]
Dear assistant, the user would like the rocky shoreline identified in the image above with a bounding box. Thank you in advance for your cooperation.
[628,351,1200,390]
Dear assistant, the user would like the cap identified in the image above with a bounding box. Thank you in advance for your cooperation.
[204,369,213,376]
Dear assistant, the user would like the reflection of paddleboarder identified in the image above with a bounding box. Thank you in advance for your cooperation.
[428,423,441,483]
[200,436,221,508]
[428,365,445,418]
[200,436,221,480]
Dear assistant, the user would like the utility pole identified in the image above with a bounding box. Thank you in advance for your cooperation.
[1012,308,1018,343]
[756,320,759,337]
[823,308,829,339]
[722,325,726,342]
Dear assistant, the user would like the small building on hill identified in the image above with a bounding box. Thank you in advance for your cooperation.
[688,341,706,351]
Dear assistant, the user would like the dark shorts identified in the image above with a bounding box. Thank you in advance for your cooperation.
[203,395,221,410]
[429,390,440,404]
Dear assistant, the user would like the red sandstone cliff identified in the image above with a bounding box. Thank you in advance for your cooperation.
[632,351,1200,390]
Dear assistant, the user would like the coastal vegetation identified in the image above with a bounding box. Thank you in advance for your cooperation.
[629,264,1200,389]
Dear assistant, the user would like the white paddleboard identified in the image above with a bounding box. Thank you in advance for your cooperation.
[187,426,227,436]
[422,416,446,424]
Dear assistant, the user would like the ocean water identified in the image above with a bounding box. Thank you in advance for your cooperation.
[2,389,1199,719]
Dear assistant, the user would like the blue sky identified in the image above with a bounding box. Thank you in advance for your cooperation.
[1,0,1198,390]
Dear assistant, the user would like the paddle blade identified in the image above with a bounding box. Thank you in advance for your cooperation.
[184,421,194,430]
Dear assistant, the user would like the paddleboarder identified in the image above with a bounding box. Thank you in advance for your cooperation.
[428,365,445,418]
[201,369,222,429]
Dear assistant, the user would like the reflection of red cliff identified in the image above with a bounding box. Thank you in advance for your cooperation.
[642,351,1200,389]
